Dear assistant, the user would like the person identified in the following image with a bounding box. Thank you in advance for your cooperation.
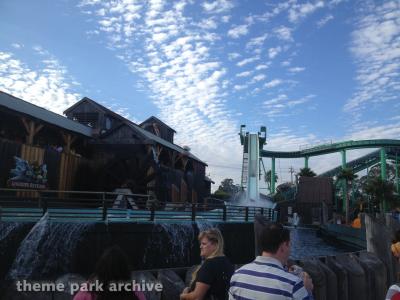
[180,228,234,300]
[229,223,313,300]
[391,230,400,262]
[351,213,361,228]
[73,245,146,300]
[292,212,300,228]
[392,207,400,221]
[385,284,400,300]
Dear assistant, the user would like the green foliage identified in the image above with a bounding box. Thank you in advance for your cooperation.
[363,177,395,208]
[264,170,278,193]
[265,170,278,183]
[212,189,231,200]
[297,167,316,177]
[273,192,285,203]
[216,178,240,195]
[337,167,358,182]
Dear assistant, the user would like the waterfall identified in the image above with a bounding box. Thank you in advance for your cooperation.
[196,221,217,233]
[8,213,93,280]
[0,222,23,244]
[143,222,195,268]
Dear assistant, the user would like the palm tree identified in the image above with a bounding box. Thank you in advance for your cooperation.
[297,167,316,177]
[265,170,278,193]
[363,177,395,212]
[337,167,358,224]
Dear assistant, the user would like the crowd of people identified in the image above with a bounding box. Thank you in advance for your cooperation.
[72,221,400,300]
[76,224,314,300]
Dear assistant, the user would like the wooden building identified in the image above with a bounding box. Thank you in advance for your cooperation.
[277,177,334,225]
[0,91,92,190]
[64,97,210,204]
[0,92,213,203]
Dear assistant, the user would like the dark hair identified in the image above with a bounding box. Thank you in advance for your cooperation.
[259,223,290,254]
[393,230,400,244]
[91,245,138,300]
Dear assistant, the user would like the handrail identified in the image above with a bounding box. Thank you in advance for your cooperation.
[0,188,277,223]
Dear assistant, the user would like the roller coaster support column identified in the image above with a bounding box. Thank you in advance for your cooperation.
[247,133,260,201]
[396,155,399,194]
[380,148,387,212]
[271,157,276,194]
[341,149,347,213]
[304,156,309,169]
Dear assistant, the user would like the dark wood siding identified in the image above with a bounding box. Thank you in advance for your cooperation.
[296,176,333,204]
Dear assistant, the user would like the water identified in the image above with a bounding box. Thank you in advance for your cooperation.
[289,227,355,260]
[0,222,24,245]
[229,190,276,209]
[143,222,195,267]
[8,213,93,280]
[196,220,216,232]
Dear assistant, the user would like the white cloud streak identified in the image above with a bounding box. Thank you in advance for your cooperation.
[345,1,400,113]
[0,49,80,115]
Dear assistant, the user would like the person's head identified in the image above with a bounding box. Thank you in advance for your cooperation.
[394,230,400,244]
[198,228,224,259]
[92,245,137,300]
[259,223,291,264]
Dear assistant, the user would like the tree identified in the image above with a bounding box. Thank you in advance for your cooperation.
[363,177,395,212]
[216,178,240,195]
[337,167,358,224]
[264,170,278,193]
[297,167,316,177]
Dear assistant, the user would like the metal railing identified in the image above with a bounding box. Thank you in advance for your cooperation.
[0,189,277,223]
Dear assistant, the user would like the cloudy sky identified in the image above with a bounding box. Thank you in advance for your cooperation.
[0,0,399,191]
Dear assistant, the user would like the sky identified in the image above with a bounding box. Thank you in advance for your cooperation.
[0,0,399,192]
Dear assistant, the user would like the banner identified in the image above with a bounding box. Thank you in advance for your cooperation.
[7,156,48,189]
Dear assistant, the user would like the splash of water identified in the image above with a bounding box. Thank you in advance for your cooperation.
[143,222,195,268]
[196,221,216,233]
[228,190,276,208]
[0,222,23,243]
[8,213,93,280]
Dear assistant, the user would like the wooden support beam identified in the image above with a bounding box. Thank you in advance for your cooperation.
[21,117,43,145]
[61,132,77,154]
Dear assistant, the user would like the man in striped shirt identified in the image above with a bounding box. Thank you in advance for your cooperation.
[229,223,313,300]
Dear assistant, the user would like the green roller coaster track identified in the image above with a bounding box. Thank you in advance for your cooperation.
[261,139,400,158]
[260,139,400,211]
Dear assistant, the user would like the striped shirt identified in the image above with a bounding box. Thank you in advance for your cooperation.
[229,256,311,300]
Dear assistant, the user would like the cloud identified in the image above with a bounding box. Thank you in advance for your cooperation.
[345,121,400,140]
[11,43,23,49]
[252,74,266,82]
[268,46,282,59]
[317,14,334,28]
[274,26,293,41]
[0,49,80,115]
[255,64,269,71]
[263,94,314,118]
[236,56,260,67]
[288,1,325,23]
[228,24,250,38]
[246,34,268,49]
[228,52,241,60]
[288,67,305,73]
[197,18,218,29]
[79,0,244,190]
[265,79,282,88]
[203,0,234,14]
[236,71,252,77]
[345,1,400,114]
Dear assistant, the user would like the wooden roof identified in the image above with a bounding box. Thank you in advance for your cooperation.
[0,91,92,137]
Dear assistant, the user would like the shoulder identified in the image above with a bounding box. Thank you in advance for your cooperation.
[203,256,232,268]
[73,291,96,300]
[134,291,147,300]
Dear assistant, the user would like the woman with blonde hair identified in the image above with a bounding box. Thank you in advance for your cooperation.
[180,228,234,300]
